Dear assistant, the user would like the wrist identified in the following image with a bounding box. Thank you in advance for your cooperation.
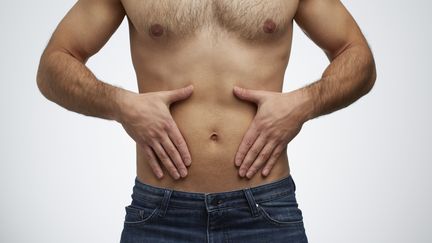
[112,87,136,123]
[290,88,315,124]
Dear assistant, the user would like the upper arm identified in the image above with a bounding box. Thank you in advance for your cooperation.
[43,0,125,63]
[294,0,368,61]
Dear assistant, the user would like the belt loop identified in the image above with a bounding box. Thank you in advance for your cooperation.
[243,188,259,217]
[158,189,172,217]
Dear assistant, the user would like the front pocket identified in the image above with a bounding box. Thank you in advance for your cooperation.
[123,204,160,226]
[256,193,304,226]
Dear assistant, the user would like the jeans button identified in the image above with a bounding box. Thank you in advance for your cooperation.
[211,198,223,206]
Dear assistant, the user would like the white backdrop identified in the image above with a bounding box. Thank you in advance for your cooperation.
[1,1,431,242]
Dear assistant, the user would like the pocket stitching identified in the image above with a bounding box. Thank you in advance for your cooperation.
[256,203,304,226]
[124,205,160,225]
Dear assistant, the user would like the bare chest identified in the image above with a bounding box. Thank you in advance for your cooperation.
[121,0,299,41]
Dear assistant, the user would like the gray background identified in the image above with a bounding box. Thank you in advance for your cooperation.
[1,0,431,242]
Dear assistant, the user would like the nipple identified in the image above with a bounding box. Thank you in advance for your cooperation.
[210,132,219,141]
[263,19,276,34]
[149,23,164,37]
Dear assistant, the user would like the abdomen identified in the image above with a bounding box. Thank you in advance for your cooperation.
[136,81,290,193]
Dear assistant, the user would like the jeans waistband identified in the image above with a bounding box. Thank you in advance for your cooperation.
[130,174,297,213]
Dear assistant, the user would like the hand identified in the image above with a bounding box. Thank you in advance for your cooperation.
[232,86,308,179]
[117,85,194,180]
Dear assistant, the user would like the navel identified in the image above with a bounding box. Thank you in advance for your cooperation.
[149,23,164,37]
[263,18,276,34]
[209,132,219,141]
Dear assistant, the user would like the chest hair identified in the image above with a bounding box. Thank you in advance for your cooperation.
[122,0,298,41]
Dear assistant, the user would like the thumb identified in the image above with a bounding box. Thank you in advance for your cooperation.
[161,84,194,105]
[233,86,265,104]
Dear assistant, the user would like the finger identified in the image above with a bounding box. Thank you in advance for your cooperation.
[239,133,267,177]
[166,121,192,167]
[150,141,181,180]
[233,86,265,104]
[142,144,164,179]
[262,144,286,177]
[235,122,259,167]
[160,134,188,178]
[161,85,194,105]
[245,141,277,179]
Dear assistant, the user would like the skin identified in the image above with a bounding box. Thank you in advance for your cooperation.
[36,0,376,193]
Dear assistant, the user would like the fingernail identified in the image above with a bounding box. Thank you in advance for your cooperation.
[180,169,188,177]
[185,160,191,166]
[246,171,253,178]
[239,169,245,177]
[262,169,268,176]
[157,172,163,179]
[174,172,180,179]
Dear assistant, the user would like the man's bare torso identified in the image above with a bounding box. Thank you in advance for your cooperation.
[37,0,375,194]
[120,0,299,192]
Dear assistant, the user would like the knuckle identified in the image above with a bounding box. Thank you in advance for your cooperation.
[261,132,270,140]
[256,121,266,130]
[156,129,167,138]
[255,121,268,131]
[174,139,184,148]
[164,120,175,130]
[269,128,280,137]
[264,119,273,128]
[272,138,281,145]
[267,154,277,162]
[158,152,168,161]
[276,145,286,154]
[145,150,154,159]
[274,135,284,143]
[250,148,260,155]
[272,151,281,159]
[245,139,254,147]
[148,129,160,140]
[136,138,146,147]
[237,151,246,157]
[166,146,177,155]
[260,151,269,159]
[254,126,263,134]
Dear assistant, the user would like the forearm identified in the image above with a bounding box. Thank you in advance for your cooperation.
[295,43,377,122]
[36,50,132,122]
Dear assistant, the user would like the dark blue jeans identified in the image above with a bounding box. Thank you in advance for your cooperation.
[120,174,308,243]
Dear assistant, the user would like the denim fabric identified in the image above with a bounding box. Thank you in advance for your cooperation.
[120,174,308,243]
